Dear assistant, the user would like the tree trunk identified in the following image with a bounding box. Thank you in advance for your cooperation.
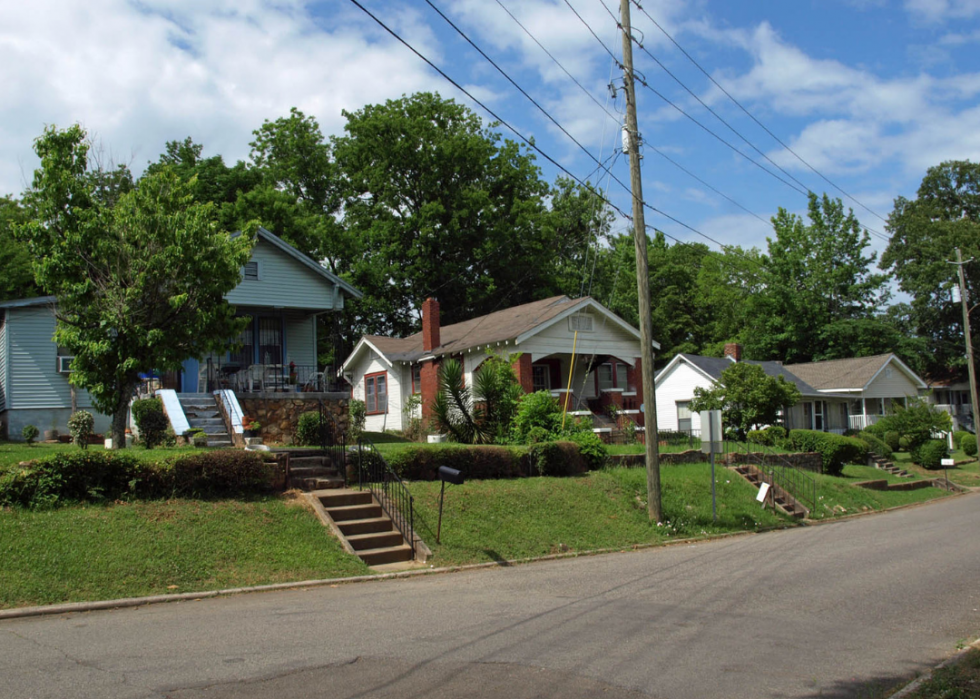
[109,383,136,449]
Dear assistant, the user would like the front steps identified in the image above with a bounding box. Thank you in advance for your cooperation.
[871,456,913,478]
[282,450,347,490]
[316,489,415,567]
[177,393,231,447]
[731,464,808,519]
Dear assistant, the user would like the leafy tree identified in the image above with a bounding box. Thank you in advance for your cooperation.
[746,193,890,363]
[877,398,952,451]
[882,160,980,378]
[18,125,254,448]
[0,196,41,301]
[333,92,557,337]
[689,362,802,440]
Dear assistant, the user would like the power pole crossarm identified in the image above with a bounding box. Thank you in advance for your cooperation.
[620,0,662,522]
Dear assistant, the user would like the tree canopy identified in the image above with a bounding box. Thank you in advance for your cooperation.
[689,362,802,440]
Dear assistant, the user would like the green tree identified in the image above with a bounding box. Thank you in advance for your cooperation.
[430,354,522,444]
[882,160,980,378]
[18,125,255,448]
[878,398,952,451]
[689,362,802,440]
[333,92,555,337]
[0,196,41,301]
[746,193,890,363]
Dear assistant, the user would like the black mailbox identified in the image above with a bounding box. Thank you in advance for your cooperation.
[438,466,464,485]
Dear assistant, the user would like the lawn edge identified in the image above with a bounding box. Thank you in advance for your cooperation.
[887,638,980,699]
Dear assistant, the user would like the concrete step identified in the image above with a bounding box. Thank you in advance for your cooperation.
[319,490,373,508]
[179,399,219,409]
[326,503,382,521]
[337,517,394,536]
[291,476,345,490]
[188,417,225,426]
[290,466,340,478]
[207,435,232,448]
[193,423,231,435]
[358,544,414,566]
[347,530,406,551]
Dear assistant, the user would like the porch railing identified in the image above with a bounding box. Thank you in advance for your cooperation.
[357,438,415,560]
[848,414,885,431]
[202,358,347,393]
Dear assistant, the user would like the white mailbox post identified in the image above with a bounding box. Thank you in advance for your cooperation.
[700,410,723,521]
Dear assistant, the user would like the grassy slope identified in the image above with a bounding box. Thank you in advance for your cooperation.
[807,464,949,520]
[0,495,369,610]
[893,449,980,488]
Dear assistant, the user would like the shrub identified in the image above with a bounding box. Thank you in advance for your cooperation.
[385,444,527,481]
[132,398,168,449]
[526,441,588,476]
[862,421,888,438]
[511,391,562,443]
[881,399,953,451]
[911,439,948,470]
[67,410,95,449]
[789,429,867,476]
[884,431,901,452]
[959,433,977,457]
[0,451,145,508]
[525,426,551,444]
[296,411,331,447]
[348,399,366,440]
[858,431,892,459]
[21,424,39,445]
[566,431,608,471]
[166,450,274,497]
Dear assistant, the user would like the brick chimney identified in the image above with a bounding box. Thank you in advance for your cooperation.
[422,297,441,351]
[724,343,743,362]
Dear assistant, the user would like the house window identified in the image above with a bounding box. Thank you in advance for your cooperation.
[532,365,550,392]
[229,318,254,366]
[258,317,282,365]
[411,364,421,395]
[813,401,825,431]
[616,362,628,389]
[677,401,692,433]
[365,372,388,414]
[243,261,260,281]
[569,314,593,332]
[597,363,614,391]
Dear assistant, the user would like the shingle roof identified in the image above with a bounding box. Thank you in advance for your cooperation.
[783,354,895,390]
[362,295,587,364]
[679,354,824,397]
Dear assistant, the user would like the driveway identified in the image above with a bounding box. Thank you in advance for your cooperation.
[2,494,980,698]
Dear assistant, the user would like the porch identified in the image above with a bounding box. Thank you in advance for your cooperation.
[529,353,643,427]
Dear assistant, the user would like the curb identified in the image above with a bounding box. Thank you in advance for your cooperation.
[889,638,980,698]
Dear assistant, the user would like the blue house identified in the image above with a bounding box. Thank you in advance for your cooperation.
[0,227,361,440]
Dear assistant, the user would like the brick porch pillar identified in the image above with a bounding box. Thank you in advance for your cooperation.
[628,358,645,427]
[420,359,440,423]
[512,354,534,394]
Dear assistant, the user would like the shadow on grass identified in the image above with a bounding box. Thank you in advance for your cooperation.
[797,663,933,699]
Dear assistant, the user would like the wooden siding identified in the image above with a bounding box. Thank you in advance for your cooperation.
[225,239,339,311]
[0,314,7,412]
[863,364,922,399]
[7,306,95,410]
[654,360,715,432]
[352,353,403,433]
[521,315,642,360]
[284,313,316,367]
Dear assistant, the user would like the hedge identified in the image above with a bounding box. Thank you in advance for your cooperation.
[858,431,892,459]
[961,433,978,457]
[911,439,948,470]
[788,429,868,476]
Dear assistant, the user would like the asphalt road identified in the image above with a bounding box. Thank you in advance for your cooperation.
[3,494,980,699]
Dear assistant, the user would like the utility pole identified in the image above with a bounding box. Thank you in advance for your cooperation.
[952,248,980,443]
[620,0,662,522]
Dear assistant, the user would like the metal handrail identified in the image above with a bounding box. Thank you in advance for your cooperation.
[729,439,818,512]
[316,398,346,485]
[357,437,415,560]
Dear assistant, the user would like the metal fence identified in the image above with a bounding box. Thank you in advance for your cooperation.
[202,358,347,393]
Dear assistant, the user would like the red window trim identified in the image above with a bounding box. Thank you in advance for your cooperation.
[365,371,388,415]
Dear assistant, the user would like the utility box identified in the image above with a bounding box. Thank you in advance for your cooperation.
[700,410,723,454]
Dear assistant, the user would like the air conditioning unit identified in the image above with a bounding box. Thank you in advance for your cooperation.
[57,356,74,373]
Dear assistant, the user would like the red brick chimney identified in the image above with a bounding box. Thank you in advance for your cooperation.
[724,343,743,362]
[422,298,441,351]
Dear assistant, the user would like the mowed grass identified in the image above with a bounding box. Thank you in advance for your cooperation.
[0,442,208,470]
[408,463,790,567]
[807,464,950,520]
[0,495,369,610]
[893,449,980,488]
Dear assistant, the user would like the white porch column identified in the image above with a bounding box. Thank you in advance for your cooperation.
[861,397,867,430]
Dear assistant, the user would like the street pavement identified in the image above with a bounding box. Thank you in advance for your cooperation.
[2,493,980,698]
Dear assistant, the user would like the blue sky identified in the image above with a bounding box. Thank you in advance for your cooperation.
[2,0,978,260]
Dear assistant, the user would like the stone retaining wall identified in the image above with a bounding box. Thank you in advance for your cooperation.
[607,450,823,471]
[236,392,349,445]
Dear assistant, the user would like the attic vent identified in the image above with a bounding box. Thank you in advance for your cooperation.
[569,314,593,332]
[243,261,259,281]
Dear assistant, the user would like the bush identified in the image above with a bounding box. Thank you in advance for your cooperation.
[911,439,948,470]
[68,410,95,449]
[899,436,910,450]
[0,451,145,508]
[862,421,888,438]
[658,429,695,447]
[348,399,366,440]
[296,411,332,447]
[884,431,901,452]
[166,450,274,497]
[526,441,588,477]
[386,444,526,481]
[789,429,867,476]
[952,430,972,446]
[858,431,892,459]
[510,391,562,443]
[746,430,767,446]
[566,431,608,471]
[132,398,168,449]
[21,424,39,445]
[959,433,977,457]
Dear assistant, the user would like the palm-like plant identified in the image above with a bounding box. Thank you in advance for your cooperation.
[430,353,522,444]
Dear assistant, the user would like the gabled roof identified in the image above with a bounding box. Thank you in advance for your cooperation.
[783,353,927,391]
[232,227,363,299]
[341,295,647,371]
[657,353,824,397]
[0,295,56,309]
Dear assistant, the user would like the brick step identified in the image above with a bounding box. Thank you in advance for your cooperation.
[357,544,414,566]
[337,516,394,536]
[347,530,406,551]
[326,503,382,521]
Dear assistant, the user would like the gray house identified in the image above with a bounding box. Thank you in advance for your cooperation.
[0,227,361,440]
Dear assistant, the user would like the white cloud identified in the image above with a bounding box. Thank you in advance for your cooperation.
[905,0,980,23]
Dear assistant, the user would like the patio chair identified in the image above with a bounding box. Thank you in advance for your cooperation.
[241,364,264,392]
[304,371,324,392]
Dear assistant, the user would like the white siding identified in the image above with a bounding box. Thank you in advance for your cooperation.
[351,353,403,433]
[520,314,643,361]
[226,239,338,310]
[654,361,715,432]
[8,306,95,411]
[863,363,922,400]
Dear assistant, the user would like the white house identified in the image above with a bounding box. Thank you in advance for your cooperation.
[340,295,660,434]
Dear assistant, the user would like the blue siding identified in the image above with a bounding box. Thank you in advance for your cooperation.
[0,313,7,411]
[225,239,339,310]
[285,313,316,367]
[7,305,95,410]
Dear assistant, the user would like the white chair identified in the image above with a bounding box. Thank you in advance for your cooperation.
[243,364,265,392]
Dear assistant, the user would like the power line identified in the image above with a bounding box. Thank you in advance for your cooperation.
[631,0,891,226]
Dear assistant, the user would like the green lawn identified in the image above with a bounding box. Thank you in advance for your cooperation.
[408,463,791,567]
[0,441,208,470]
[0,495,369,610]
[806,463,950,520]
[893,449,980,488]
